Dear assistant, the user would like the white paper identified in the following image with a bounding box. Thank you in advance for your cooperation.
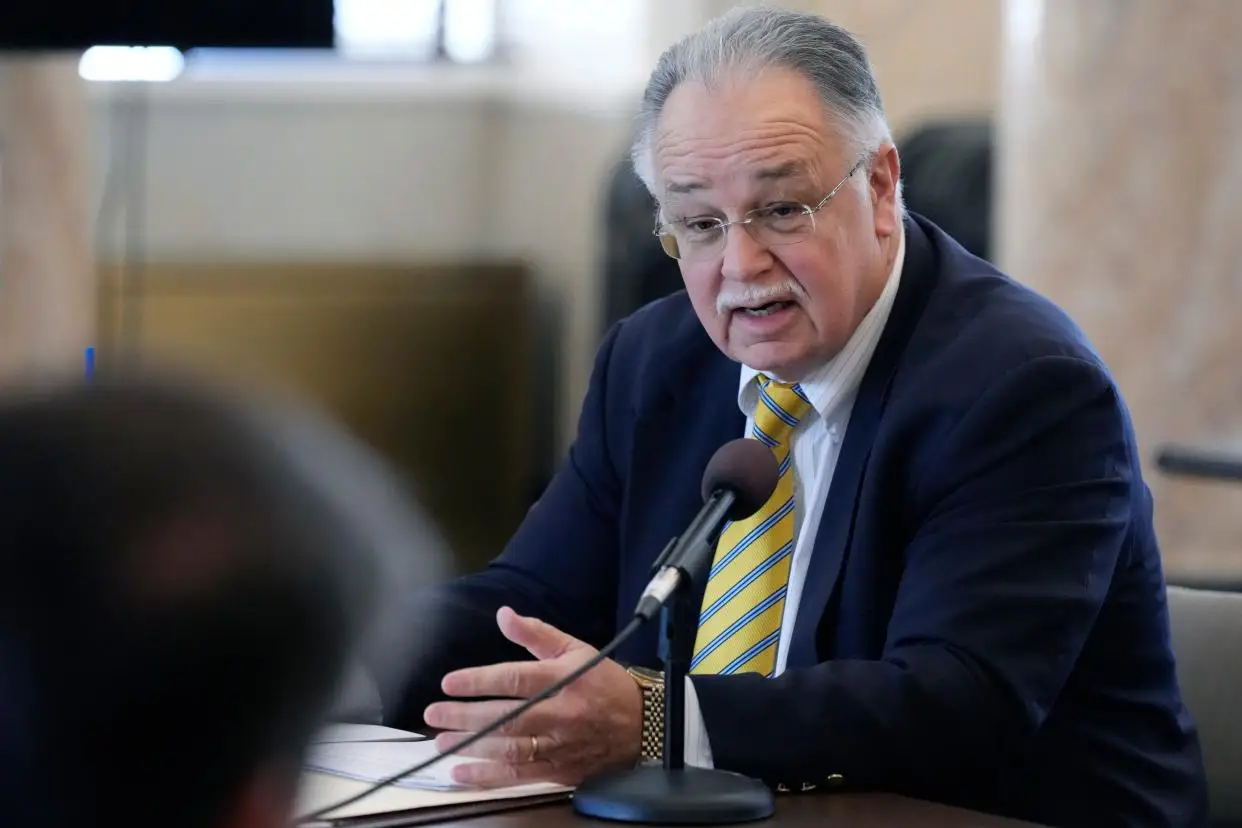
[296,770,569,822]
[306,738,491,791]
[309,724,426,744]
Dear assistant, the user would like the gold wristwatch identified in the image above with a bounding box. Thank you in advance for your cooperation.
[627,666,665,764]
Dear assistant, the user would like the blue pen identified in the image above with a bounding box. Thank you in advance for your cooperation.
[84,347,95,380]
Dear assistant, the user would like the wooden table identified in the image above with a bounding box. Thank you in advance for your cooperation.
[428,794,1042,827]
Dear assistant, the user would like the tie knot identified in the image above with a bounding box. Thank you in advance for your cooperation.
[754,376,813,447]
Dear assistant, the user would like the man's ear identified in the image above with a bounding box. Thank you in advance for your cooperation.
[215,765,297,828]
[869,142,902,239]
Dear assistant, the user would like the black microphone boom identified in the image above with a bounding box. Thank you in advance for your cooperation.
[574,438,781,825]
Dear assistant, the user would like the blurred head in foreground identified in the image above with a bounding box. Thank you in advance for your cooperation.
[0,370,440,828]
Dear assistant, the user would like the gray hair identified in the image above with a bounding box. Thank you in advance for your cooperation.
[632,6,893,196]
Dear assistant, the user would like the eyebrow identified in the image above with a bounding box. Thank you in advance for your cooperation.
[664,161,810,194]
[665,179,706,195]
[754,161,808,182]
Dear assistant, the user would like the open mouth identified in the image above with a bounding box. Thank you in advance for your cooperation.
[737,300,794,317]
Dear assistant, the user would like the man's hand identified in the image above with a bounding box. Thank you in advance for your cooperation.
[423,606,643,788]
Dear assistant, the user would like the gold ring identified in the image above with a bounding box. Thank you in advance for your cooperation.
[529,735,540,762]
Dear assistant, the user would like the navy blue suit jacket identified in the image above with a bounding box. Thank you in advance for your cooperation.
[387,215,1207,826]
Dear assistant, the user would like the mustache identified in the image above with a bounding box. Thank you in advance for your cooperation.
[716,280,807,315]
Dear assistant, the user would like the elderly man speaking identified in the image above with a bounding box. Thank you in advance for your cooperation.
[384,8,1207,826]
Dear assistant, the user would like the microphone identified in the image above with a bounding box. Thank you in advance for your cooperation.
[635,438,779,621]
[297,438,779,825]
[573,438,782,825]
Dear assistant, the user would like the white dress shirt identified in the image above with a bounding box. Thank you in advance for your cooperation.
[682,229,907,767]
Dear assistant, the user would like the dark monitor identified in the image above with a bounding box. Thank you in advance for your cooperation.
[3,0,335,51]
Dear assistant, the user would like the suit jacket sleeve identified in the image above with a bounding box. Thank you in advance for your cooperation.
[689,355,1133,794]
[381,323,626,729]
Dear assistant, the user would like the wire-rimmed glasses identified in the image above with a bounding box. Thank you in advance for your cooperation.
[654,158,866,261]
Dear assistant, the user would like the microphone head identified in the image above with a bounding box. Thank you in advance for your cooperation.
[701,438,780,521]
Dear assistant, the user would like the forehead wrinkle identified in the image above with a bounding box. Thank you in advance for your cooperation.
[655,120,833,195]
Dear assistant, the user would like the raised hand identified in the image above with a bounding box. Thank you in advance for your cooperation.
[423,606,642,787]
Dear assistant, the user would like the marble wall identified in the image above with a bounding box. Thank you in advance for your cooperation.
[996,0,1242,579]
[0,57,95,382]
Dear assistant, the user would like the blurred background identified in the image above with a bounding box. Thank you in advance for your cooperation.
[2,0,1240,585]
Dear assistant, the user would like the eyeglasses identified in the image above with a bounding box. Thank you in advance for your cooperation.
[654,158,866,261]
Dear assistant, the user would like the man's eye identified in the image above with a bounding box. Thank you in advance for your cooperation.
[684,219,721,234]
[761,203,802,219]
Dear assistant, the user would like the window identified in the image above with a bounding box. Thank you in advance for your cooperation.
[501,0,646,69]
[334,0,440,59]
[79,46,186,82]
[335,0,497,62]
[79,0,648,80]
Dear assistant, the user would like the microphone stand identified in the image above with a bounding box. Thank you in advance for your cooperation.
[572,533,776,824]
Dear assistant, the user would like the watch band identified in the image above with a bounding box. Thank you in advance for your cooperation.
[627,667,665,764]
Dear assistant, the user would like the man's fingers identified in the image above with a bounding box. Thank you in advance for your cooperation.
[431,732,562,788]
[424,699,515,733]
[440,659,562,699]
[423,698,554,734]
[448,755,560,789]
[434,731,550,765]
[496,606,580,661]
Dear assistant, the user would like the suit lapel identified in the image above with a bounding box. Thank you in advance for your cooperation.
[786,218,940,669]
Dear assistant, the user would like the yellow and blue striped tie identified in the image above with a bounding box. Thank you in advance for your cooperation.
[690,376,812,677]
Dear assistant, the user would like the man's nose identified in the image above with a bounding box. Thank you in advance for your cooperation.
[720,223,773,283]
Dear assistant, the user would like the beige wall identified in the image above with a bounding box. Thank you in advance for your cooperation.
[88,74,638,459]
[709,0,1001,133]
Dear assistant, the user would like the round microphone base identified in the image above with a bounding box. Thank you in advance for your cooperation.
[572,765,775,824]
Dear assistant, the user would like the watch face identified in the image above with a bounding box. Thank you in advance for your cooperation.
[629,666,663,685]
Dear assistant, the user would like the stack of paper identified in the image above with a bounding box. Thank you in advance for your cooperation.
[306,738,484,792]
[297,726,571,825]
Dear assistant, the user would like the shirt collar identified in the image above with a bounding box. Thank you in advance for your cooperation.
[738,227,906,423]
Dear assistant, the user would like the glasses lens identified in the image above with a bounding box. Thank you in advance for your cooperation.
[670,227,727,261]
[658,232,681,259]
[753,210,814,247]
[659,208,815,260]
